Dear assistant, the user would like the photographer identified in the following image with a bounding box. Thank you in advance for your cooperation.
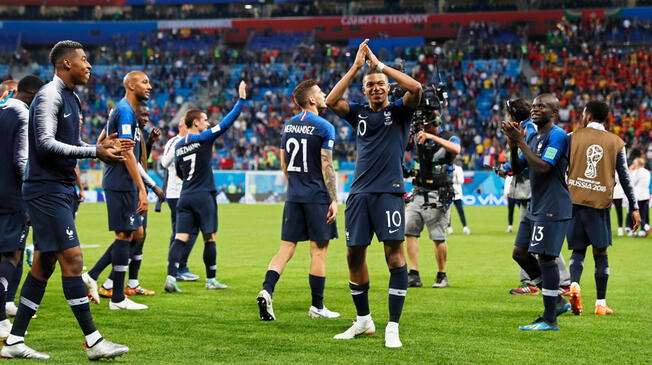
[405,110,460,288]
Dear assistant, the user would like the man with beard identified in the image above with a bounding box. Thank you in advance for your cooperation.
[257,79,339,321]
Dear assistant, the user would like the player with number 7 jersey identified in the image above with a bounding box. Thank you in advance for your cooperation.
[164,81,247,293]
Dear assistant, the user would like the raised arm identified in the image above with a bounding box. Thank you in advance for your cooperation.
[326,39,368,117]
[193,81,247,143]
[364,44,422,108]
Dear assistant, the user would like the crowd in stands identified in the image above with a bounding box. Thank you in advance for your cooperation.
[445,1,517,13]
[3,0,648,21]
[1,16,650,173]
[0,1,429,22]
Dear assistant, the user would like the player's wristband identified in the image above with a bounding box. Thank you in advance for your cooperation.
[376,62,385,73]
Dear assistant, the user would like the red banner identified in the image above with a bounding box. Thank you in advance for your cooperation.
[225,10,573,42]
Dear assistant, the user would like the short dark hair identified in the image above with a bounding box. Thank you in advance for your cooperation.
[292,79,319,108]
[49,40,84,67]
[362,68,388,83]
[17,75,44,95]
[585,100,609,122]
[505,98,531,123]
[184,109,204,128]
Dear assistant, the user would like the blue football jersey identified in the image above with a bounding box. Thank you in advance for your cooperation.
[175,99,245,193]
[23,75,96,200]
[102,98,139,192]
[521,124,572,221]
[0,98,28,214]
[281,111,335,204]
[342,98,415,194]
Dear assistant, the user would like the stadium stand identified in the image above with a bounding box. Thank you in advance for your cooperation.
[0,5,650,176]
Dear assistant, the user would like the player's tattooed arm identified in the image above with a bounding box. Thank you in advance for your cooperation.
[326,39,368,117]
[321,148,338,224]
[321,149,338,202]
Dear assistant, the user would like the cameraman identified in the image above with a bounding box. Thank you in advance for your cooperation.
[405,111,460,288]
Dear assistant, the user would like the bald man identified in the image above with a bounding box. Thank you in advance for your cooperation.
[0,80,17,104]
[502,93,572,331]
[82,71,152,311]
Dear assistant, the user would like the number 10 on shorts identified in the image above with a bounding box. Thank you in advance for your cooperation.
[386,210,401,232]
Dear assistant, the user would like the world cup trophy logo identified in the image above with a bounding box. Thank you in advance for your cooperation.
[584,144,604,179]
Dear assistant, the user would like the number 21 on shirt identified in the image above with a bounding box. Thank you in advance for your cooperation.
[286,137,307,173]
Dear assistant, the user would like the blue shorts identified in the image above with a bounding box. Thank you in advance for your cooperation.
[345,193,405,247]
[281,202,338,242]
[104,190,141,232]
[176,192,217,235]
[0,212,28,253]
[567,205,611,250]
[26,193,80,253]
[514,217,570,257]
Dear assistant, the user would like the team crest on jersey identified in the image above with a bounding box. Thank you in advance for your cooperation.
[384,110,393,125]
[66,227,74,241]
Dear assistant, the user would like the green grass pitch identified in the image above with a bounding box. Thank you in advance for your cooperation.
[14,203,652,364]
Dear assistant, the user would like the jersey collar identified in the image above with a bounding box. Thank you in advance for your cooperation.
[52,74,73,90]
[300,110,312,121]
[586,122,606,131]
